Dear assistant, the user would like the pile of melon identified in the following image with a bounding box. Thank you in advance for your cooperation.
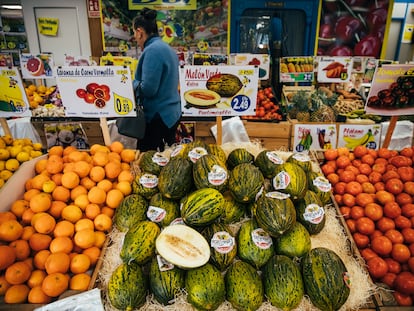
[98,141,375,311]
[321,145,414,306]
[0,142,136,304]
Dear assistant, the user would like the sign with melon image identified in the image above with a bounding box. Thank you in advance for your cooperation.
[55,66,136,118]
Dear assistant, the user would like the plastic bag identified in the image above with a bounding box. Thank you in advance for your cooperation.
[210,116,250,144]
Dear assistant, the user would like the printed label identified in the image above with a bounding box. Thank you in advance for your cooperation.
[313,176,332,192]
[208,165,228,186]
[266,151,284,164]
[152,152,169,166]
[251,228,273,249]
[188,147,208,163]
[147,205,166,222]
[291,152,311,162]
[211,231,235,254]
[171,144,184,157]
[156,254,174,272]
[265,191,290,200]
[255,186,264,201]
[170,217,185,225]
[139,173,158,188]
[272,171,290,190]
[303,204,325,224]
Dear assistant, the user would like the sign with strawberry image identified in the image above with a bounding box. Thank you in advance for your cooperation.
[55,66,136,118]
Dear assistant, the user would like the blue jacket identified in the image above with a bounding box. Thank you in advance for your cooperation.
[134,36,181,128]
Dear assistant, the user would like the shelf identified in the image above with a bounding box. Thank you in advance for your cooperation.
[0,31,26,36]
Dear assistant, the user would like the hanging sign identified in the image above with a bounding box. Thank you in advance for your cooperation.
[337,124,382,150]
[55,66,136,118]
[365,64,414,116]
[231,54,270,81]
[280,56,314,83]
[179,65,259,117]
[20,53,54,79]
[317,56,353,83]
[128,0,196,10]
[292,123,337,152]
[0,67,31,117]
[37,17,59,36]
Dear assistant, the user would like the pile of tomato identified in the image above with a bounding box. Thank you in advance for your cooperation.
[321,145,414,306]
[242,87,284,121]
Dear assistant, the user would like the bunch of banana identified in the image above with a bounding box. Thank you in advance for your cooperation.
[342,109,382,122]
[343,129,375,149]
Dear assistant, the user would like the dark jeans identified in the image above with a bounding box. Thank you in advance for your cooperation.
[137,116,180,152]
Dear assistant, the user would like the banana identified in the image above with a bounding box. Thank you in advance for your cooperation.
[344,130,373,149]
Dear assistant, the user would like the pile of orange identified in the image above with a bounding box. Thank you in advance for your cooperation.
[0,141,136,304]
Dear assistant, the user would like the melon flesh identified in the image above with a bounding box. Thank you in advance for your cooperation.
[155,224,210,269]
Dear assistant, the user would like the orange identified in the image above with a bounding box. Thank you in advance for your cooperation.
[93,213,113,232]
[63,145,77,157]
[9,239,30,261]
[89,143,104,155]
[0,245,16,270]
[29,233,52,252]
[69,273,91,291]
[67,150,87,163]
[48,146,64,157]
[94,231,107,248]
[0,275,10,296]
[73,160,91,178]
[33,213,56,234]
[69,253,91,274]
[45,252,70,274]
[23,257,34,271]
[92,151,109,167]
[35,158,48,174]
[51,172,63,186]
[80,176,96,190]
[61,171,80,189]
[101,206,115,218]
[53,220,75,238]
[63,162,76,173]
[41,272,69,297]
[27,269,47,288]
[49,236,73,254]
[21,225,35,240]
[106,189,124,209]
[23,188,41,202]
[117,170,133,183]
[4,284,30,303]
[121,162,131,171]
[109,141,124,154]
[89,166,106,182]
[75,218,94,232]
[87,186,106,205]
[97,179,113,192]
[85,203,101,220]
[28,285,52,304]
[33,249,51,270]
[30,212,48,227]
[82,246,101,266]
[30,174,51,191]
[115,180,132,196]
[73,229,96,249]
[105,161,122,180]
[10,199,30,218]
[48,200,67,219]
[61,204,83,223]
[29,192,52,213]
[108,152,121,163]
[120,149,136,163]
[52,185,71,202]
[71,185,88,201]
[46,155,64,175]
[5,261,32,285]
[73,194,90,210]
[0,211,16,224]
[0,219,23,242]
[21,208,35,225]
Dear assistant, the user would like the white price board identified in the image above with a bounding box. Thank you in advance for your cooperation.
[179,65,258,117]
[338,123,382,150]
[0,67,31,117]
[55,66,136,118]
[292,123,337,152]
[317,56,353,83]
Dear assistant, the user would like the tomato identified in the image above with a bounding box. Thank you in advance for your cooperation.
[395,215,412,230]
[385,178,404,195]
[326,173,339,185]
[367,256,388,279]
[360,247,378,261]
[374,181,385,192]
[364,202,383,221]
[346,219,357,233]
[402,204,414,218]
[339,206,351,219]
[400,147,414,158]
[356,193,375,208]
[383,201,402,219]
[389,155,413,168]
[345,181,363,196]
[356,217,375,235]
[370,230,383,240]
[361,154,375,166]
[397,166,414,182]
[382,170,401,182]
[376,217,396,233]
[384,257,402,274]
[380,272,396,288]
[371,163,386,174]
[375,190,396,205]
[334,182,347,195]
[369,171,382,184]
[84,93,96,104]
[402,228,414,244]
[339,170,356,183]
[324,149,338,161]
[342,193,356,208]
[353,145,369,158]
[404,182,414,196]
[392,243,411,263]
[393,291,413,306]
[76,88,86,98]
[396,193,413,206]
[384,229,404,244]
[356,174,369,184]
[86,82,100,95]
[371,235,393,256]
[361,182,376,194]
[395,271,414,295]
[408,257,414,273]
[99,84,110,94]
[334,194,343,206]
[350,205,365,220]
[352,232,370,249]
[336,155,351,168]
[378,148,394,159]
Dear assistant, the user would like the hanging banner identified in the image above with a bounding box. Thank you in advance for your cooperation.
[280,56,314,83]
[55,66,136,118]
[317,56,353,83]
[365,64,414,116]
[179,65,258,117]
[20,53,54,79]
[128,0,196,10]
[0,67,31,117]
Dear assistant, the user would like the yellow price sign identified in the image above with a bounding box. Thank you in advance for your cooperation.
[114,92,134,115]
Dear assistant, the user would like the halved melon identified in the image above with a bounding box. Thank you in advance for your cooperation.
[155,224,210,269]
[184,89,221,108]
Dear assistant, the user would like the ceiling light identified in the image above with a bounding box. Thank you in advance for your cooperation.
[1,5,22,10]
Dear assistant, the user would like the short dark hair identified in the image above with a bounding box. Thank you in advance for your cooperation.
[133,8,158,36]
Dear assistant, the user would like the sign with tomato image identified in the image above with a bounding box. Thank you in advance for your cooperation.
[0,67,31,117]
[55,66,136,118]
